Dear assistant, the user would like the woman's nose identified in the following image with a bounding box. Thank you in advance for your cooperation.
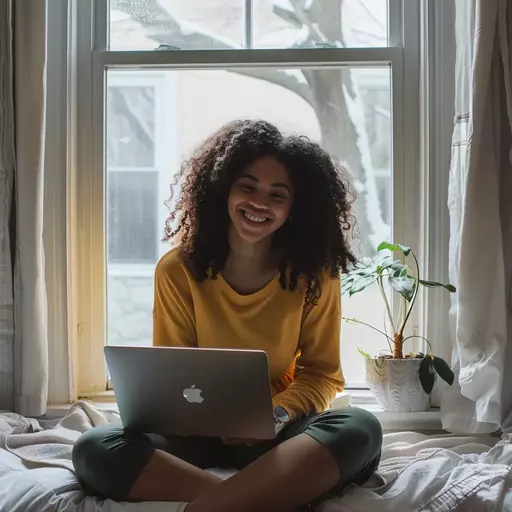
[248,193,269,210]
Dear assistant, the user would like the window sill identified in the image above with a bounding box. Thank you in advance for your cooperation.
[334,390,443,433]
[47,390,443,433]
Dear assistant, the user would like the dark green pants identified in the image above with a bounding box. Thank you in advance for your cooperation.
[72,407,382,502]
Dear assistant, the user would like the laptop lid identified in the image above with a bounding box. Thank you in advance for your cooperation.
[104,345,276,440]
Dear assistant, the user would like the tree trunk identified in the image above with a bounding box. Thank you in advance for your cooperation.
[305,68,378,257]
[301,0,387,257]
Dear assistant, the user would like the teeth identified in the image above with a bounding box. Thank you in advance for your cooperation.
[243,211,267,223]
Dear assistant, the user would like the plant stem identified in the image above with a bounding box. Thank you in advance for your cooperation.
[399,250,420,336]
[397,291,406,327]
[377,275,396,333]
[402,335,434,355]
[393,331,404,358]
[342,316,394,353]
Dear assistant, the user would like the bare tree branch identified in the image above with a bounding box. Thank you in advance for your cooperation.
[357,0,386,33]
[288,0,329,44]
[273,0,330,48]
[272,5,303,29]
[111,0,313,106]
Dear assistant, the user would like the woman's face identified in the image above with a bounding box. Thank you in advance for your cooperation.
[228,156,294,245]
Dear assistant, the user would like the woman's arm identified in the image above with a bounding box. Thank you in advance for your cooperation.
[272,274,344,420]
[153,251,197,348]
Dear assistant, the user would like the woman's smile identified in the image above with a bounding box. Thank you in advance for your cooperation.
[228,156,293,244]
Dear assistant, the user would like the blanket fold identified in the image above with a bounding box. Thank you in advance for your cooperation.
[0,401,120,471]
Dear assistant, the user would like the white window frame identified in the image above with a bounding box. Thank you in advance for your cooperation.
[65,0,430,396]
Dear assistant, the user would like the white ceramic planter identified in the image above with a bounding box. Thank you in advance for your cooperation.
[365,357,431,412]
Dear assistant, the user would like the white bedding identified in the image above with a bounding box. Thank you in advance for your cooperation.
[0,404,511,512]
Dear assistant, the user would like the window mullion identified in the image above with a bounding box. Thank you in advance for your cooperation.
[93,0,109,51]
[244,0,254,49]
[388,0,403,47]
[397,0,421,345]
[422,0,455,374]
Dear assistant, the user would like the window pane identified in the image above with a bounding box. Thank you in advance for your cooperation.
[105,67,392,386]
[254,0,388,49]
[108,171,159,263]
[110,0,244,50]
[107,85,155,167]
[109,0,388,50]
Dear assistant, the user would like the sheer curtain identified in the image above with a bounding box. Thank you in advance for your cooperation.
[0,0,49,416]
[443,0,512,434]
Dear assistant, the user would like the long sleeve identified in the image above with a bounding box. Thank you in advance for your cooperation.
[272,274,345,420]
[153,252,197,348]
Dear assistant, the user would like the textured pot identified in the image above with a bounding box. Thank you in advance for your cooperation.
[365,357,431,412]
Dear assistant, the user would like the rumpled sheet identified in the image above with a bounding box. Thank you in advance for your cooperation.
[0,403,511,511]
[320,432,512,512]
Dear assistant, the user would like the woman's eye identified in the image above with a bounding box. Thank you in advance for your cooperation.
[239,184,253,193]
[272,194,288,201]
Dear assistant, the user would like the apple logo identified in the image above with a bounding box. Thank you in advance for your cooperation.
[183,384,204,404]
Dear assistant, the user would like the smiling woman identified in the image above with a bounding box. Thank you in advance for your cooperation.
[165,119,356,302]
[72,119,382,510]
[228,156,294,244]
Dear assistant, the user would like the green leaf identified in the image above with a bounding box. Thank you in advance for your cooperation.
[341,274,356,287]
[376,256,392,274]
[419,356,435,394]
[393,266,409,279]
[377,241,411,256]
[396,244,412,256]
[343,262,377,280]
[386,261,407,275]
[419,280,456,293]
[341,272,362,294]
[432,357,455,385]
[342,262,380,295]
[348,274,378,296]
[357,347,372,359]
[388,275,416,301]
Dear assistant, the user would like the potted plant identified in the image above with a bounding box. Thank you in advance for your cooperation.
[341,242,456,412]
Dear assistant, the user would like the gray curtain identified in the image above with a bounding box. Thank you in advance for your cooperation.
[0,0,16,412]
[0,0,49,416]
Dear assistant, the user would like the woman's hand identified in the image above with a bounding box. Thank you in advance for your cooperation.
[221,407,290,446]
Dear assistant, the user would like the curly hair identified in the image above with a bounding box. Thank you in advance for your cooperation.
[164,119,357,303]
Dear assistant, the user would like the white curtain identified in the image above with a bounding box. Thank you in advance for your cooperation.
[0,0,48,416]
[443,0,512,434]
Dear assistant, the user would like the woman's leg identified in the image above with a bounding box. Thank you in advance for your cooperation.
[186,433,338,512]
[127,449,222,502]
[186,407,382,512]
[72,425,226,502]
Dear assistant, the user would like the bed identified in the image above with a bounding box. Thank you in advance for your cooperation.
[0,402,511,512]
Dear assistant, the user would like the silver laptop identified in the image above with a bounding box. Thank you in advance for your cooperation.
[104,345,276,440]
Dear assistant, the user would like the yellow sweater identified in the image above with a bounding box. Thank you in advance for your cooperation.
[153,248,344,420]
